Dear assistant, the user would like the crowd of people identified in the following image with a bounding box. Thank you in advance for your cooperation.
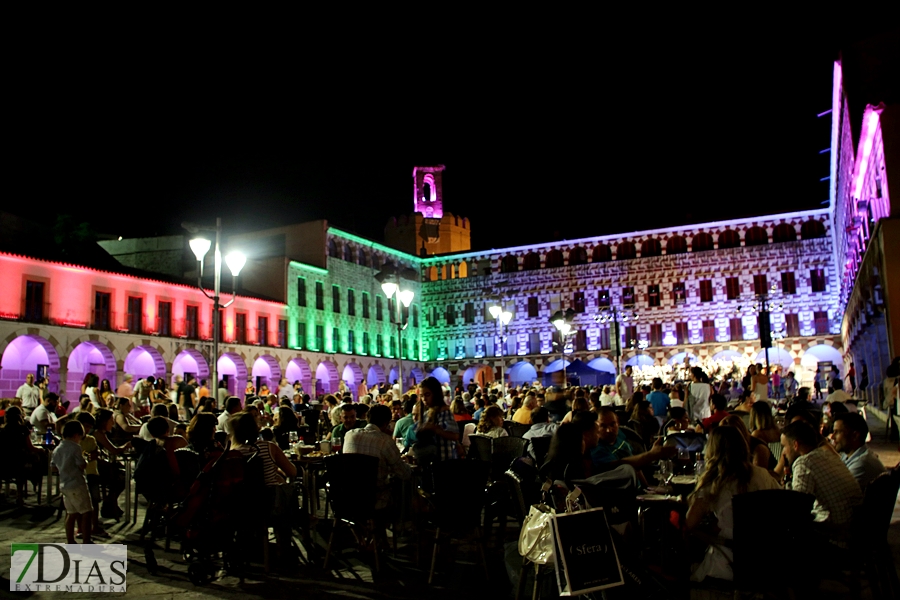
[0,356,897,588]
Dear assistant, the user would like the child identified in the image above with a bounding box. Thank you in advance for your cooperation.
[75,412,108,538]
[52,420,92,544]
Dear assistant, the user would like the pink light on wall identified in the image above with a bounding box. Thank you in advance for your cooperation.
[851,107,882,200]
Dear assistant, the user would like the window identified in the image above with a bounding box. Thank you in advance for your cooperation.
[753,274,768,296]
[315,325,324,351]
[446,305,456,325]
[528,297,539,318]
[599,327,611,350]
[729,317,743,341]
[781,272,796,295]
[362,293,370,318]
[702,319,716,343]
[332,285,341,313]
[235,313,247,344]
[25,280,44,322]
[297,322,306,349]
[127,297,143,334]
[297,277,307,307]
[673,283,686,304]
[574,330,587,351]
[158,301,171,336]
[648,285,660,307]
[413,340,419,360]
[412,305,418,327]
[258,316,268,346]
[699,280,713,302]
[814,311,829,335]
[622,287,635,305]
[376,333,383,356]
[390,336,396,358]
[315,282,324,310]
[332,327,340,352]
[726,277,740,300]
[185,305,199,339]
[810,269,826,293]
[347,289,355,316]
[347,330,355,354]
[376,296,383,321]
[785,313,800,338]
[94,291,111,330]
[676,322,690,345]
[598,290,610,308]
[362,332,369,354]
[624,325,638,348]
[464,302,475,324]
[649,323,663,346]
[573,292,585,313]
[278,319,287,348]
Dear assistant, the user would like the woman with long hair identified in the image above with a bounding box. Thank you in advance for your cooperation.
[414,376,459,460]
[506,394,523,420]
[81,373,94,397]
[474,405,508,438]
[99,379,114,406]
[688,367,712,423]
[0,406,46,506]
[151,378,167,404]
[450,396,470,422]
[686,426,780,582]
[272,406,299,450]
[628,399,660,446]
[562,396,591,423]
[93,409,129,518]
[719,414,773,470]
[750,401,780,444]
[540,422,588,483]
[85,373,102,409]
[186,413,223,466]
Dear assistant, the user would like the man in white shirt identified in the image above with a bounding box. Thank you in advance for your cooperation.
[344,404,411,510]
[139,404,179,441]
[116,374,134,399]
[217,396,243,435]
[132,376,155,414]
[616,366,634,403]
[30,393,60,430]
[824,378,853,406]
[17,373,41,416]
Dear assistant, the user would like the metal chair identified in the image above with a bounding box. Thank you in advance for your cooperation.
[507,422,532,438]
[467,435,492,463]
[322,453,380,572]
[423,460,490,584]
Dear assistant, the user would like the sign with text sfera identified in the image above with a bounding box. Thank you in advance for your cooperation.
[551,508,624,596]
[10,544,127,593]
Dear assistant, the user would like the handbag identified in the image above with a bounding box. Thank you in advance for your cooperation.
[518,503,555,565]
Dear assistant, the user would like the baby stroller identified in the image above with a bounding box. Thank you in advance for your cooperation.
[147,446,262,585]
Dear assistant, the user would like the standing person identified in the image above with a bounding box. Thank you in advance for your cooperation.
[752,364,769,401]
[179,375,198,420]
[52,421,93,544]
[814,367,825,401]
[687,367,712,423]
[16,373,41,417]
[198,379,210,400]
[133,375,155,415]
[413,376,459,461]
[846,362,856,395]
[616,366,634,405]
[116,374,134,400]
[783,371,799,402]
[216,379,228,409]
[84,374,102,409]
[858,364,869,401]
[75,412,109,539]
[647,377,670,418]
[99,379,115,406]
[771,367,782,400]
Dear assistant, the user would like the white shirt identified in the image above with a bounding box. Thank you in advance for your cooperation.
[17,383,41,409]
[86,386,101,408]
[599,392,616,407]
[138,417,179,441]
[616,374,633,400]
[30,404,58,427]
[217,410,237,434]
[825,390,852,404]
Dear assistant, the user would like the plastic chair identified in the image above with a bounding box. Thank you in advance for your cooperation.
[507,422,532,438]
[423,460,490,584]
[491,437,527,478]
[852,465,900,597]
[322,453,380,572]
[467,435,492,463]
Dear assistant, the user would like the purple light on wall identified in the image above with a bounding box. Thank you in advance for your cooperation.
[851,108,882,201]
[412,165,444,218]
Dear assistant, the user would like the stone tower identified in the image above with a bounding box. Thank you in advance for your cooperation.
[384,165,471,256]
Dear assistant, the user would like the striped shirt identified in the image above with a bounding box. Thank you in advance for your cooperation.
[237,442,283,486]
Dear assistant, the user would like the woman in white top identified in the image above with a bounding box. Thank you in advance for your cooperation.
[687,367,711,423]
[85,373,102,409]
[687,426,780,582]
[464,405,508,448]
[752,365,769,401]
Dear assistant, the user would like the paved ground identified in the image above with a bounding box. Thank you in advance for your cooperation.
[1,414,898,600]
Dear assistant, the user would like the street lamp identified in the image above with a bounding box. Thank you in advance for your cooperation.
[489,303,513,396]
[375,263,417,395]
[183,218,246,408]
[550,309,576,387]
[595,307,639,376]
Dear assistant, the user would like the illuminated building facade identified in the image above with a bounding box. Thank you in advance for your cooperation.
[830,42,900,402]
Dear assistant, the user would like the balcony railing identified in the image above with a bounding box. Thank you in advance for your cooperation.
[92,310,115,331]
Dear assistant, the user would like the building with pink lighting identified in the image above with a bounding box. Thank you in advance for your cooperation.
[829,36,900,403]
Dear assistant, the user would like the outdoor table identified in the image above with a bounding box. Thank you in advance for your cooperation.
[42,443,59,506]
[121,451,138,524]
[291,453,329,521]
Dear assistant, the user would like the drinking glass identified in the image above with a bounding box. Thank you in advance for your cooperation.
[289,431,299,445]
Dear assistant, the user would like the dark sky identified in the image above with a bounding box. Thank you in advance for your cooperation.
[9,24,890,252]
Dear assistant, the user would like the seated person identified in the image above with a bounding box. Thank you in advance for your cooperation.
[217,396,242,434]
[344,404,412,510]
[665,406,691,432]
[139,404,179,441]
[469,405,509,440]
[718,415,773,471]
[393,399,416,448]
[831,412,885,493]
[788,386,816,412]
[512,394,538,425]
[582,408,676,475]
[750,400,780,444]
[540,422,590,482]
[110,397,142,445]
[628,399,660,447]
[686,426,781,582]
[272,406,299,450]
[329,403,363,448]
[30,392,60,431]
[824,378,852,406]
[698,394,730,432]
[781,420,862,548]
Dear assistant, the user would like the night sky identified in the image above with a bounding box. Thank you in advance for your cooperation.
[9,25,887,253]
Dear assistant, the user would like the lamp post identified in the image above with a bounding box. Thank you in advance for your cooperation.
[736,283,784,386]
[595,307,639,376]
[550,309,576,387]
[489,303,512,397]
[183,218,246,407]
[375,264,417,395]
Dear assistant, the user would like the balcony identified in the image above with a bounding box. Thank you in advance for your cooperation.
[92,310,116,331]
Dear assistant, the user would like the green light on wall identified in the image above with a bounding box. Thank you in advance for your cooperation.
[328,227,422,264]
[290,260,329,275]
